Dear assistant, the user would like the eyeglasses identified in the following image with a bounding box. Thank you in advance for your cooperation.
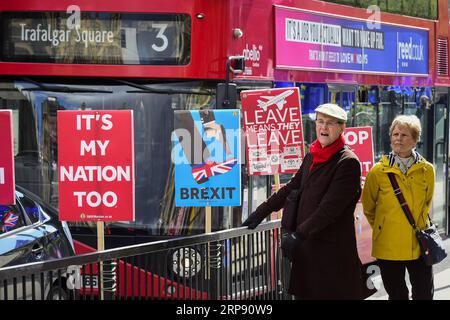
[315,119,342,128]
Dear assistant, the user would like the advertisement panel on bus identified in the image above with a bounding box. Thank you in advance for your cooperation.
[275,6,429,76]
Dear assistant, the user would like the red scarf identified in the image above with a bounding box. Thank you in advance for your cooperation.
[309,135,345,171]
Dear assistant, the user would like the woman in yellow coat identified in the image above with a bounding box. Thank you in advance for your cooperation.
[362,115,435,300]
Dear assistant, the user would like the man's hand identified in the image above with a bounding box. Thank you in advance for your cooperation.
[281,232,303,261]
[242,211,265,229]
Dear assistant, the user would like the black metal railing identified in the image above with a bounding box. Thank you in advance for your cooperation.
[0,220,291,300]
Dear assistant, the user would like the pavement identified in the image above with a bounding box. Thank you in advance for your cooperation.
[367,237,450,300]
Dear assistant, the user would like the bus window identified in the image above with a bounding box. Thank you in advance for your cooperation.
[353,86,377,129]
[432,91,448,232]
[0,83,22,156]
[320,0,438,20]
[377,88,402,160]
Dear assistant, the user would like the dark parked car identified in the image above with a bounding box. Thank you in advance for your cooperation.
[0,185,75,299]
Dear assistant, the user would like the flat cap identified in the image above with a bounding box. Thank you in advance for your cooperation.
[315,103,347,122]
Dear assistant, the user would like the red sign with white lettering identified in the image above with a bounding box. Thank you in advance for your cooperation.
[58,110,135,221]
[241,87,305,175]
[344,126,374,188]
[0,110,15,205]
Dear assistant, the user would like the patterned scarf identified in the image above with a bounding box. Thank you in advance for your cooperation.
[388,150,420,174]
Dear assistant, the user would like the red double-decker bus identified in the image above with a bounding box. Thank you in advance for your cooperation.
[1,0,449,290]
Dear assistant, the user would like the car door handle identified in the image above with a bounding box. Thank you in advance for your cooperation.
[32,243,44,254]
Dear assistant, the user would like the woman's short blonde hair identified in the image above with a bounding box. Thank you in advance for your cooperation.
[389,115,422,142]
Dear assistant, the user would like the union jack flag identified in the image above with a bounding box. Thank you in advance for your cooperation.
[191,158,237,183]
[2,211,19,231]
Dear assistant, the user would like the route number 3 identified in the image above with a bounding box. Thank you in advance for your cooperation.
[152,23,169,52]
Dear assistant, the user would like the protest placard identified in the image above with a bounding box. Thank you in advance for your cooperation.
[241,87,305,175]
[58,110,135,221]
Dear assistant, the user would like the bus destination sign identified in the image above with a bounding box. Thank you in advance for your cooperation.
[0,12,191,65]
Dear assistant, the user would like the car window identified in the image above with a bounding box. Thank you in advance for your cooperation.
[0,205,25,235]
[17,194,41,224]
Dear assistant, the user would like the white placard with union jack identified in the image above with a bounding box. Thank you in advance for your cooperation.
[173,110,241,207]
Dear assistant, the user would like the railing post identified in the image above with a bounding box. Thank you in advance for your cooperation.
[279,230,294,300]
[208,241,222,300]
[102,260,117,300]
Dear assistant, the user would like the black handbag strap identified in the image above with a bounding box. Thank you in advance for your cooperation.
[387,173,419,231]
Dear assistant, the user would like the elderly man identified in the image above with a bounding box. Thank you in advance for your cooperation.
[243,103,370,300]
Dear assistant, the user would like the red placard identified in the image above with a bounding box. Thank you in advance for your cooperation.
[58,110,134,221]
[344,126,374,189]
[241,87,305,175]
[0,110,15,205]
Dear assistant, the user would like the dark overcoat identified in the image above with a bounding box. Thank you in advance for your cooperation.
[255,146,368,299]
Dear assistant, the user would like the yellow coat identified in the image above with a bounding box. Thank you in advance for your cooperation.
[362,155,435,261]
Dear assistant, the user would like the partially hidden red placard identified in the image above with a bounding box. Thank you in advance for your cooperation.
[344,126,374,189]
[0,110,15,205]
